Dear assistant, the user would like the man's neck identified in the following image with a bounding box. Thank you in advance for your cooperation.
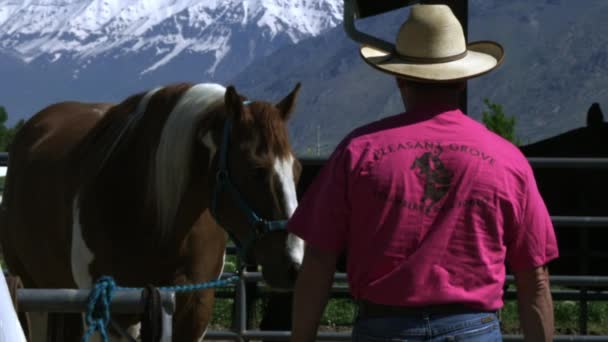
[404,101,461,114]
[400,88,463,114]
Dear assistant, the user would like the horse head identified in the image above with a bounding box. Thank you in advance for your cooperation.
[204,84,304,290]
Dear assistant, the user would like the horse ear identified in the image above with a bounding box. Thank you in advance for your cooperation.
[276,83,301,121]
[225,85,245,120]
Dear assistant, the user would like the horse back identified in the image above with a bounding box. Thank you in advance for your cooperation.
[0,101,112,288]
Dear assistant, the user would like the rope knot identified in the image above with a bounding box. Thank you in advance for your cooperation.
[82,276,117,342]
[80,274,240,341]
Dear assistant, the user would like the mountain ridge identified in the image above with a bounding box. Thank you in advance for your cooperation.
[0,0,606,153]
[231,0,608,153]
[0,0,342,126]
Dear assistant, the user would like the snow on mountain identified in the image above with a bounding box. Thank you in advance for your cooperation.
[0,0,343,76]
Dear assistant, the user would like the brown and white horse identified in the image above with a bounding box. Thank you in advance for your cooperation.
[0,82,304,341]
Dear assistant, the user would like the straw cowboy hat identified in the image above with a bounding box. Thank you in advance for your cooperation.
[360,4,504,82]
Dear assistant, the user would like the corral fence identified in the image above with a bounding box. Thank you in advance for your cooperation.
[2,153,608,341]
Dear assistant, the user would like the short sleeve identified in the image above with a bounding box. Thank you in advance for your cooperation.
[286,143,351,253]
[505,164,559,272]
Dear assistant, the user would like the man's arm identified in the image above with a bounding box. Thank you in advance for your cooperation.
[513,265,554,342]
[291,245,339,342]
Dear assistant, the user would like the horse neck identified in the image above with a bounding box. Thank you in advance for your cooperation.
[76,95,184,246]
[79,83,231,251]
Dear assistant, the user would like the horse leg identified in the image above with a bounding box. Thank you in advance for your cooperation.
[82,315,140,342]
[117,322,141,341]
[173,289,216,342]
[171,244,223,342]
[1,238,84,342]
[42,313,82,342]
[259,292,293,342]
[171,210,226,341]
[245,265,258,329]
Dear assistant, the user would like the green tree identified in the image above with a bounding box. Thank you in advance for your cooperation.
[0,106,24,151]
[481,98,522,146]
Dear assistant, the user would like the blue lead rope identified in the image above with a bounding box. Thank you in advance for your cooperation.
[82,276,117,342]
[83,274,240,342]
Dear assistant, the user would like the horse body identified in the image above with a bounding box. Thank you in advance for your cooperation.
[0,83,303,341]
[1,101,113,290]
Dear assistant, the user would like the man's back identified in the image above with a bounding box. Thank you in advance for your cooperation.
[288,5,556,341]
[292,107,557,311]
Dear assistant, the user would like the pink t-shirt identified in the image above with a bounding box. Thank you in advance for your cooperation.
[287,108,559,311]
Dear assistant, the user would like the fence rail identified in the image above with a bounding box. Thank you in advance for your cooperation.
[16,288,176,340]
[5,153,608,341]
[17,289,176,314]
[15,273,608,341]
[527,157,608,169]
[208,272,608,341]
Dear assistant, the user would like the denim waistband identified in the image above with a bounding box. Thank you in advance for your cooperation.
[357,300,496,319]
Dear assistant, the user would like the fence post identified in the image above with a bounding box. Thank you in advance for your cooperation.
[160,292,174,342]
[579,288,588,335]
[579,226,589,334]
[233,276,247,342]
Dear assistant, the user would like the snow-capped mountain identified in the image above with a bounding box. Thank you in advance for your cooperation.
[0,0,342,78]
[233,0,608,152]
[0,0,342,125]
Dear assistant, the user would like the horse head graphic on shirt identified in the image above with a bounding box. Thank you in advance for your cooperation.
[411,146,454,212]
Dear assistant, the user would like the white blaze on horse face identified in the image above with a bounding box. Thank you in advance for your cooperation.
[71,195,95,288]
[274,155,298,216]
[287,232,304,266]
[273,155,304,264]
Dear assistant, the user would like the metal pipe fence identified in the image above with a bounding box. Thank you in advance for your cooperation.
[16,289,176,340]
[18,289,175,315]
[205,156,608,341]
[4,154,608,341]
[14,274,608,341]
[203,272,608,341]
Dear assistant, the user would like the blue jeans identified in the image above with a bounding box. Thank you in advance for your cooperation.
[352,312,502,341]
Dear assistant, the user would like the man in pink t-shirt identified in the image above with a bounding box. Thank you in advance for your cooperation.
[289,4,558,342]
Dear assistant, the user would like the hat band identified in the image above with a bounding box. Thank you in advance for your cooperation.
[395,49,468,64]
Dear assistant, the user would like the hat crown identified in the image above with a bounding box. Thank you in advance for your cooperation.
[396,5,466,59]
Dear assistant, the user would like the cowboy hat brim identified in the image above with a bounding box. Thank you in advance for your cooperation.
[360,41,505,83]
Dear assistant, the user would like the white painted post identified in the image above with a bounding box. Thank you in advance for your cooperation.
[0,267,27,342]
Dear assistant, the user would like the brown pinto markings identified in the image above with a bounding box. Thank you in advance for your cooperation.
[0,82,303,341]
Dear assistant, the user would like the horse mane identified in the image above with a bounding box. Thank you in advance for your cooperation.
[153,83,226,237]
[72,89,160,188]
[72,84,225,238]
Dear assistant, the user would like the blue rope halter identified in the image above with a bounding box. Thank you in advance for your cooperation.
[210,100,288,262]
